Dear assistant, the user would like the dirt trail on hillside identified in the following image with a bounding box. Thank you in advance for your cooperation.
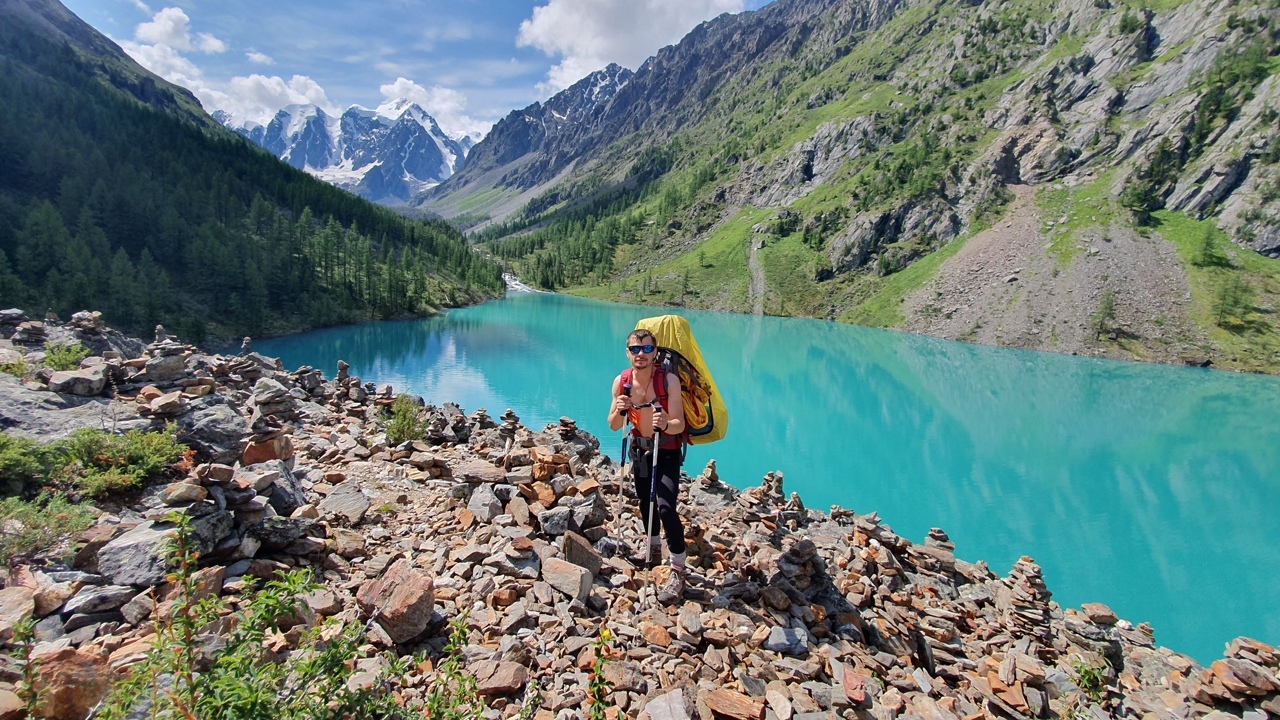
[901,185,1210,363]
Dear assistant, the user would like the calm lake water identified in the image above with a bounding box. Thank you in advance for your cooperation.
[257,292,1280,662]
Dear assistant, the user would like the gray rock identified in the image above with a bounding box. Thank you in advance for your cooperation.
[317,481,370,524]
[177,404,250,465]
[248,460,306,517]
[568,492,606,530]
[561,531,603,576]
[645,688,691,720]
[47,366,107,396]
[251,378,290,405]
[63,585,137,615]
[95,522,175,586]
[63,610,122,633]
[159,482,207,505]
[143,354,187,382]
[120,593,155,625]
[764,626,810,656]
[467,483,503,523]
[245,517,322,552]
[537,507,574,536]
[541,557,591,602]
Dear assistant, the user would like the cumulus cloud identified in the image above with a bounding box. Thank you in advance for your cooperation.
[121,7,335,125]
[133,7,225,54]
[517,0,743,91]
[379,77,492,139]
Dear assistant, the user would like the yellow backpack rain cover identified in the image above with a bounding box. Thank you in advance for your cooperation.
[635,315,728,445]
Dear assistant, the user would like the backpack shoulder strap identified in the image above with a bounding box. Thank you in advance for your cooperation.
[620,368,634,389]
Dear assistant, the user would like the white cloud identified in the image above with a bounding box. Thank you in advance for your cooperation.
[246,51,275,65]
[379,78,491,140]
[129,0,152,12]
[133,7,225,54]
[517,0,744,92]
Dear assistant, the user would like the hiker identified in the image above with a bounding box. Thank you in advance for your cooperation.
[607,328,687,602]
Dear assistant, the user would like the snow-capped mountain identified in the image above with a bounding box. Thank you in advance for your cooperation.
[214,101,473,205]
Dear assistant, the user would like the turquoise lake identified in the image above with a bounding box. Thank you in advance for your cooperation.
[257,292,1280,662]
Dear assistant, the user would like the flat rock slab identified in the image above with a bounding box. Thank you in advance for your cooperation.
[542,557,592,603]
[63,585,137,615]
[646,688,692,720]
[472,660,528,696]
[318,481,370,524]
[705,689,766,720]
[95,521,175,587]
[454,460,506,484]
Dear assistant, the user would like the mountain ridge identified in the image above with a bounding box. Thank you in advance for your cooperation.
[422,0,1280,373]
[216,101,472,206]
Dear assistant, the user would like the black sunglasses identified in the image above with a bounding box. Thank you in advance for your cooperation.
[627,344,656,354]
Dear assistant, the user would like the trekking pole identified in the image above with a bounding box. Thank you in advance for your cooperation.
[645,442,659,607]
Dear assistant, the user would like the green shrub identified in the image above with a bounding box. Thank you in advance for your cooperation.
[0,492,96,565]
[384,394,428,446]
[424,614,484,720]
[0,355,30,378]
[57,426,185,498]
[94,516,419,720]
[42,342,89,371]
[0,434,52,490]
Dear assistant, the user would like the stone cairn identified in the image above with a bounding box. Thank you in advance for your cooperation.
[1,316,1279,720]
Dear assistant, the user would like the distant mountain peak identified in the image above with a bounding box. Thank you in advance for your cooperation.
[218,100,471,206]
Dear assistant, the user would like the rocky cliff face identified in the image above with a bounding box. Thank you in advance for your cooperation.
[3,315,1280,719]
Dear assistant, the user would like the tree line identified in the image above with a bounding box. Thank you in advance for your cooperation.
[0,28,502,342]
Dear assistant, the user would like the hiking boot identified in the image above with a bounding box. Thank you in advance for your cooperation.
[628,541,662,567]
[657,567,684,604]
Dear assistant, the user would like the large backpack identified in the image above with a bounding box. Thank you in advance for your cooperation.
[634,315,728,446]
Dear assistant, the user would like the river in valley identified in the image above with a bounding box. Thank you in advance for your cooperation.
[257,292,1280,662]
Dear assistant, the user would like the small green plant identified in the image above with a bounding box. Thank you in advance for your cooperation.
[0,433,54,491]
[9,617,41,716]
[0,492,96,565]
[96,513,418,720]
[424,613,484,720]
[1071,657,1108,704]
[57,426,185,497]
[42,341,89,371]
[0,355,30,377]
[586,627,615,720]
[1090,289,1117,337]
[384,394,428,446]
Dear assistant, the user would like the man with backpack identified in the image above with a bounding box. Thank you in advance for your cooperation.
[607,328,687,604]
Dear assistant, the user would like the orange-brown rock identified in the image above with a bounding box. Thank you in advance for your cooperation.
[705,689,766,720]
[32,648,112,720]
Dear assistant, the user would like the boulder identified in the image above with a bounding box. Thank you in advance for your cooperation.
[355,559,434,644]
[467,483,503,523]
[537,507,574,536]
[178,404,251,465]
[242,435,294,465]
[143,354,186,382]
[764,626,810,656]
[541,557,592,602]
[0,586,34,639]
[646,688,692,720]
[318,481,370,524]
[246,517,322,552]
[562,531,603,576]
[32,648,112,720]
[47,366,106,396]
[95,521,174,586]
[62,585,137,615]
[472,660,528,696]
[251,378,290,405]
[248,460,306,516]
[159,482,207,505]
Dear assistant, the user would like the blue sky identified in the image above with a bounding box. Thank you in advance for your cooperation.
[63,0,774,138]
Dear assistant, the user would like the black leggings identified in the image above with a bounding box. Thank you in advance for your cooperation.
[632,444,685,554]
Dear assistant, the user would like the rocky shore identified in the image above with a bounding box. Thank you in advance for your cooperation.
[0,311,1278,720]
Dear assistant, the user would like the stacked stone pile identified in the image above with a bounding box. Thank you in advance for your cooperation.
[1,319,1278,720]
